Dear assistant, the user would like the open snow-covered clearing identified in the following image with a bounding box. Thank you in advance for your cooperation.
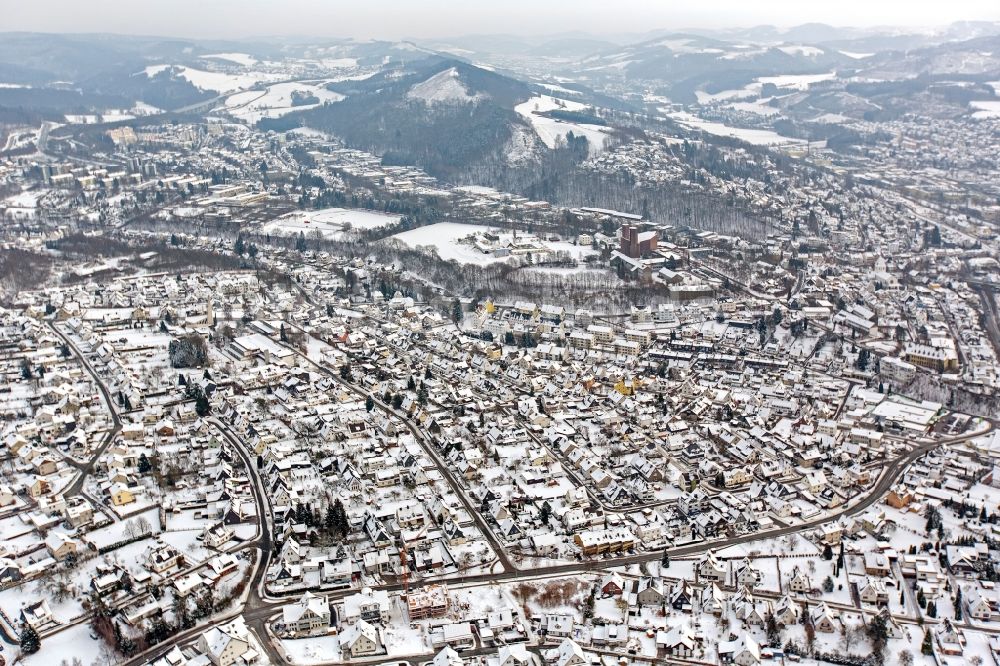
[697,71,836,109]
[667,111,808,146]
[87,507,162,548]
[201,52,258,67]
[390,222,500,264]
[777,45,825,57]
[729,99,780,116]
[282,635,343,663]
[758,71,837,90]
[263,207,400,239]
[64,111,135,124]
[406,67,484,104]
[225,81,344,122]
[141,64,281,94]
[318,57,358,69]
[515,95,612,155]
[541,83,582,96]
[654,38,723,55]
[970,100,1000,119]
[3,190,43,208]
[390,222,598,266]
[694,88,757,104]
[24,622,105,666]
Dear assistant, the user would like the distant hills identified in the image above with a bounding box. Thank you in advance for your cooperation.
[268,58,538,179]
[2,23,999,175]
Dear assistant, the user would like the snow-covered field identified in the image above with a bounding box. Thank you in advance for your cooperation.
[23,622,106,666]
[3,190,43,208]
[201,52,258,67]
[390,222,597,266]
[262,207,400,239]
[515,95,611,155]
[667,111,808,146]
[694,88,757,104]
[777,45,825,57]
[696,71,838,108]
[283,634,343,664]
[142,64,281,94]
[970,100,1000,119]
[86,507,162,549]
[390,222,500,264]
[407,67,484,104]
[64,111,136,124]
[225,82,344,122]
[757,71,837,90]
[729,100,780,116]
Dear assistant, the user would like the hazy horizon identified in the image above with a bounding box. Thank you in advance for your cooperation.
[6,0,1000,42]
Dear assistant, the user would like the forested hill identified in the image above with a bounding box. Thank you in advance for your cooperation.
[262,59,540,181]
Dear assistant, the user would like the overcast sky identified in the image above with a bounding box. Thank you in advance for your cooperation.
[6,0,1000,40]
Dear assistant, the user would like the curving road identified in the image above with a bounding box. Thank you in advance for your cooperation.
[47,322,123,500]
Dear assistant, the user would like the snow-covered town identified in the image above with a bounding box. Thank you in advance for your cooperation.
[1,7,1000,666]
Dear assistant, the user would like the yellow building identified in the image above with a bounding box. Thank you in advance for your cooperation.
[110,484,136,506]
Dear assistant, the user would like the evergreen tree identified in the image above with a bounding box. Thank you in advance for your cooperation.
[195,392,210,417]
[867,613,889,662]
[661,550,670,568]
[365,395,375,412]
[325,504,336,535]
[138,453,152,474]
[925,506,941,534]
[921,629,933,655]
[539,501,551,525]
[332,499,349,540]
[19,623,40,654]
[765,612,780,647]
